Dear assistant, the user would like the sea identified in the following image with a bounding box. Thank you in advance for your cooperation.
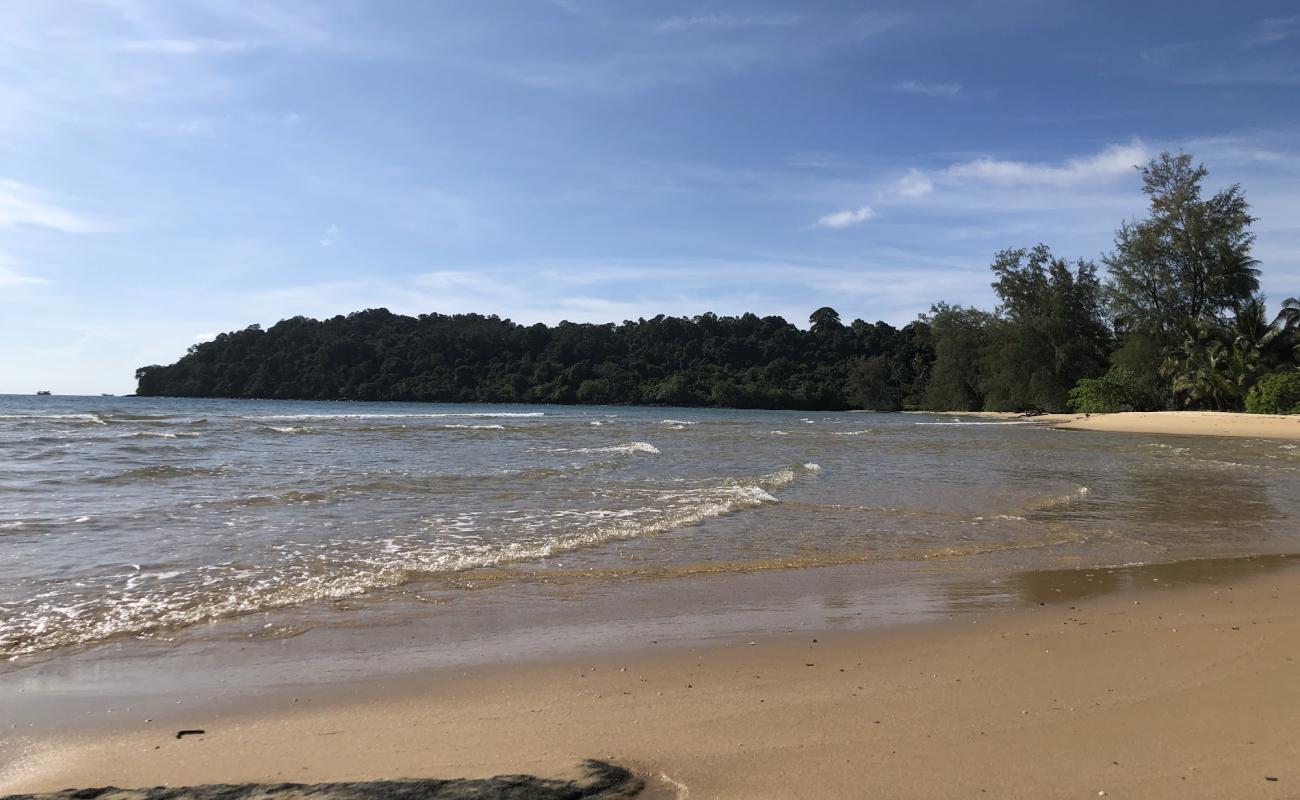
[3,395,1300,726]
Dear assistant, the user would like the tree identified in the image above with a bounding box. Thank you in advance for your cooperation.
[809,307,843,333]
[1105,152,1259,341]
[982,245,1111,411]
[921,304,992,411]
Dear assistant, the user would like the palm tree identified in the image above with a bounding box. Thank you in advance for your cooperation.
[1162,318,1236,410]
[1273,296,1300,330]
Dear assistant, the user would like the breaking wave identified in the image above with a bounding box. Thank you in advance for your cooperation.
[0,462,820,658]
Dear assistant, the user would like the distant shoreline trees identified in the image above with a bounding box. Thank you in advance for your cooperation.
[136,309,936,410]
[137,152,1299,413]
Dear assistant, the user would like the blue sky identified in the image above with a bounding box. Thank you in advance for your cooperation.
[2,1,1299,394]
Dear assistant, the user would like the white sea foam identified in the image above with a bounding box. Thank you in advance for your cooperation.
[831,429,875,436]
[914,420,1038,426]
[0,462,821,658]
[0,413,108,424]
[550,441,661,455]
[660,419,697,425]
[441,424,506,430]
[266,425,313,434]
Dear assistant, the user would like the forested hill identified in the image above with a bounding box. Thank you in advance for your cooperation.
[137,153,1300,414]
[134,309,936,411]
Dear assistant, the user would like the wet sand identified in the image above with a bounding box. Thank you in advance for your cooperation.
[1046,411,1300,440]
[6,557,1299,799]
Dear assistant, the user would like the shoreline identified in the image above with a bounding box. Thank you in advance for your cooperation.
[903,409,1300,441]
[6,554,1299,799]
[1044,410,1300,440]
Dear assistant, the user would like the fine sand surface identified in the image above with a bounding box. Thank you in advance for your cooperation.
[1046,410,1300,440]
[6,562,1299,799]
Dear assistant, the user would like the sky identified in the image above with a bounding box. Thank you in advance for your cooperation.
[2,1,1299,394]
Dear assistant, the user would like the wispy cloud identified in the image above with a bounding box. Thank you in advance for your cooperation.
[1246,15,1299,46]
[815,206,877,229]
[0,179,113,233]
[0,258,44,289]
[319,223,340,247]
[655,14,804,34]
[894,80,961,97]
[943,140,1149,187]
[117,38,260,55]
[888,169,934,199]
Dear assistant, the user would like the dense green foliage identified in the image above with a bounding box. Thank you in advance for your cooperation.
[136,309,934,410]
[1245,372,1300,415]
[913,153,1297,413]
[137,152,1300,414]
[1067,368,1159,414]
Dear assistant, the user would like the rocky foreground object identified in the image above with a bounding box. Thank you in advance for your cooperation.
[2,760,643,800]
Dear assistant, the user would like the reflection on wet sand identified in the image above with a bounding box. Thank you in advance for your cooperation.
[950,553,1298,609]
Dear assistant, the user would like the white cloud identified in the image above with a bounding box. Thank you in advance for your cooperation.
[117,38,259,55]
[0,179,113,233]
[944,140,1149,187]
[889,169,934,200]
[655,14,804,34]
[814,206,877,229]
[894,80,961,97]
[320,223,339,247]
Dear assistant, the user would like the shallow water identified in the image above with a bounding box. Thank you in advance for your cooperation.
[3,395,1300,666]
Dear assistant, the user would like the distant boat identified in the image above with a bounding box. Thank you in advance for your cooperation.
[36,390,51,396]
[101,393,114,397]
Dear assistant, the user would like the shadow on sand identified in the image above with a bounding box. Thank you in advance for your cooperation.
[1,760,644,800]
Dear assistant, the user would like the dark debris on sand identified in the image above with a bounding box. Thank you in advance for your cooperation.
[2,760,642,800]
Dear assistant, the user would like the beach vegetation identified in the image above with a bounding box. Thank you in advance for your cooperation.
[1245,372,1300,415]
[1067,368,1159,413]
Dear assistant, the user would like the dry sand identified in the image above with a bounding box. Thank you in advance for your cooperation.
[6,563,1299,799]
[1045,410,1300,440]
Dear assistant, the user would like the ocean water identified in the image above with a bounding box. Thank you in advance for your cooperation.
[3,395,1300,665]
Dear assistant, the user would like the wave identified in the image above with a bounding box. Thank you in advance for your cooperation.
[0,413,109,425]
[914,420,1040,426]
[549,441,661,455]
[0,463,820,658]
[1021,485,1091,514]
[264,425,314,434]
[92,465,226,484]
[831,429,875,436]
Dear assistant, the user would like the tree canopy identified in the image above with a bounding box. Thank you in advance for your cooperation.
[137,310,934,410]
[138,152,1298,414]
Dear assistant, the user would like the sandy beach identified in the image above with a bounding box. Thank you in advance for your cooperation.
[1046,411,1300,441]
[5,556,1298,799]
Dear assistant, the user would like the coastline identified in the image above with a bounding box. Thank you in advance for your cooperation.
[1044,410,1300,440]
[6,555,1299,799]
[900,409,1300,441]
